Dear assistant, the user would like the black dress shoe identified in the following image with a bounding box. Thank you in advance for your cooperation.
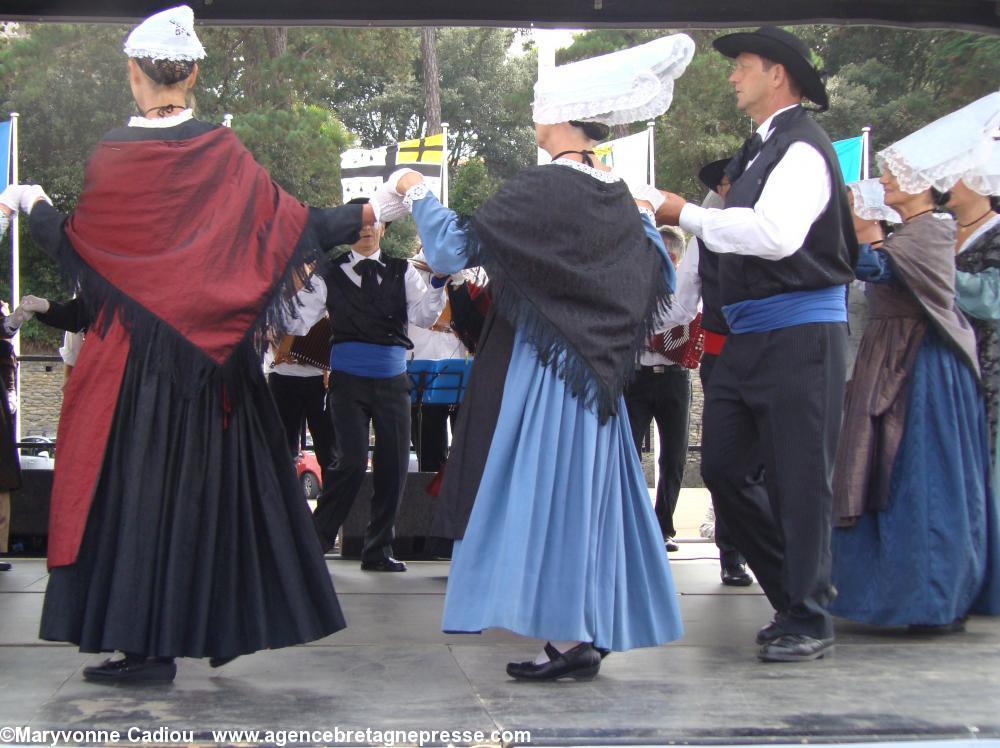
[721,563,753,587]
[0,561,11,571]
[506,642,601,681]
[758,634,834,662]
[83,655,176,684]
[360,557,407,572]
[755,613,788,645]
[209,655,239,668]
[665,538,680,553]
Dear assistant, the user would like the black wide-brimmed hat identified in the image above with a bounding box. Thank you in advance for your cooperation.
[698,158,732,192]
[713,26,828,112]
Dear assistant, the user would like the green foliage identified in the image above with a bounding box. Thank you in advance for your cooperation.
[449,158,499,216]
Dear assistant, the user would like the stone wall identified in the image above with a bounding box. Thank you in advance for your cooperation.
[16,354,64,438]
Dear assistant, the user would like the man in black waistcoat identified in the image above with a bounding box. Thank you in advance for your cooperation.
[285,198,447,571]
[657,27,858,662]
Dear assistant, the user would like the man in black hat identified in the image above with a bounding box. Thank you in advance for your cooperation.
[657,27,858,662]
[285,197,447,571]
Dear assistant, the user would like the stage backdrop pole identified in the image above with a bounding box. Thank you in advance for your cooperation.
[646,121,656,185]
[862,126,871,180]
[440,122,449,208]
[9,112,20,442]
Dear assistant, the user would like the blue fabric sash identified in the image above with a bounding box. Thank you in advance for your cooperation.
[723,286,847,334]
[331,341,407,378]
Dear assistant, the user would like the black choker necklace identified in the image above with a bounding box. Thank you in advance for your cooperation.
[142,103,186,118]
[552,149,596,167]
[904,208,934,222]
[959,208,995,228]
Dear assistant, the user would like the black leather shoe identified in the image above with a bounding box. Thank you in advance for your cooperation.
[209,655,239,668]
[506,642,601,681]
[665,538,680,553]
[360,557,407,572]
[755,614,788,645]
[0,561,10,571]
[758,634,834,662]
[721,563,753,587]
[83,656,176,684]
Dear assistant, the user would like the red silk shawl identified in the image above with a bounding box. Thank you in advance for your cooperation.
[48,126,308,568]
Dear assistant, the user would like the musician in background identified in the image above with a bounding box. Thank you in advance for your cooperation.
[285,198,446,572]
[267,317,336,482]
[623,227,699,555]
[408,248,468,472]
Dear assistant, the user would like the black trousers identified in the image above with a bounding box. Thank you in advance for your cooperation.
[410,404,453,472]
[267,372,336,477]
[624,365,691,540]
[701,323,846,639]
[699,353,764,569]
[312,371,411,562]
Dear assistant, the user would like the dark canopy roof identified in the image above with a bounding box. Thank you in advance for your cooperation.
[2,0,998,33]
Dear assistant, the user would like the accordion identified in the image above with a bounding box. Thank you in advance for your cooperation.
[275,316,333,371]
[648,312,705,369]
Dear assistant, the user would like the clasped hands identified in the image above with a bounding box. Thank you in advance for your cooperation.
[628,182,686,226]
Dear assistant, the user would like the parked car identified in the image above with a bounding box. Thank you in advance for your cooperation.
[295,450,323,501]
[19,435,55,470]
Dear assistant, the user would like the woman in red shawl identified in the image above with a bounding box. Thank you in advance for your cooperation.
[0,5,377,684]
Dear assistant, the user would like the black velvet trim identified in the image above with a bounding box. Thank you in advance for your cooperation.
[463,216,673,423]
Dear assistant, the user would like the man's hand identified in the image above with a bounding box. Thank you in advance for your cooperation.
[655,191,687,226]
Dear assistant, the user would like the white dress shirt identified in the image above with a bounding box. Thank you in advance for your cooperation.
[637,240,705,367]
[285,248,446,336]
[679,104,831,261]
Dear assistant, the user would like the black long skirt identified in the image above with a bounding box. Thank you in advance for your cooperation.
[40,334,345,658]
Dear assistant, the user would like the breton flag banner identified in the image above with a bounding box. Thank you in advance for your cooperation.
[341,133,445,202]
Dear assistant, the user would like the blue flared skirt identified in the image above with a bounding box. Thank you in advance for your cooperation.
[441,332,683,650]
[831,330,1000,625]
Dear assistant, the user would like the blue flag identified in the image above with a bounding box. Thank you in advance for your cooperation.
[832,135,864,183]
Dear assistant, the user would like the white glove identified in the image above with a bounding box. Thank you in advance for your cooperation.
[4,304,34,333]
[18,295,50,314]
[370,178,411,224]
[385,168,422,195]
[0,184,51,214]
[629,182,666,213]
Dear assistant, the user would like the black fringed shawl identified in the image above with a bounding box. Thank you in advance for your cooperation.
[470,163,673,422]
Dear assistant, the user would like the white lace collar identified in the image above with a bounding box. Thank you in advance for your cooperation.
[549,158,621,184]
[127,109,195,129]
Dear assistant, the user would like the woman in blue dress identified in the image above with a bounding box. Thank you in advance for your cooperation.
[377,35,695,680]
[831,152,999,629]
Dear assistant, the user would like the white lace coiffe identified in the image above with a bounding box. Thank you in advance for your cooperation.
[123,5,206,62]
[876,91,1000,195]
[532,34,696,127]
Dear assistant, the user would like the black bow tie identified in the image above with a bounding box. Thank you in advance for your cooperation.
[725,132,763,184]
[355,258,382,298]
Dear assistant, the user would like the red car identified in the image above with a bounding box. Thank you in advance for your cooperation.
[294,450,323,500]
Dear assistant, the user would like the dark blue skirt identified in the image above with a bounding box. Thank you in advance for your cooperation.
[39,332,345,658]
[831,329,997,625]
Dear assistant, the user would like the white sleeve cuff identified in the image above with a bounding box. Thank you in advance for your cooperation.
[679,203,705,237]
[637,207,656,222]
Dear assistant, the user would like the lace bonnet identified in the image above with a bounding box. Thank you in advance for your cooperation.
[123,5,206,62]
[532,34,696,126]
[847,178,902,223]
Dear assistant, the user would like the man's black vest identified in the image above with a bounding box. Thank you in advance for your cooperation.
[719,106,858,307]
[323,253,413,349]
[697,238,728,334]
